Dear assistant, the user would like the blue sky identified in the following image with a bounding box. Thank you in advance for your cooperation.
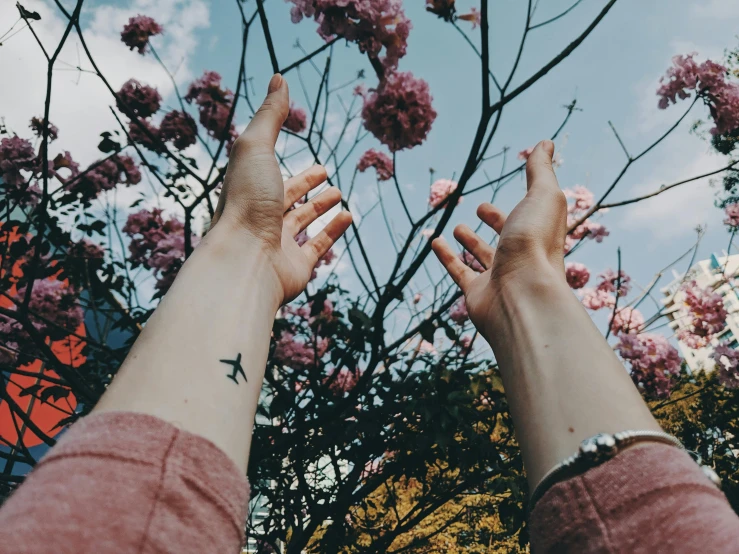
[3,0,739,337]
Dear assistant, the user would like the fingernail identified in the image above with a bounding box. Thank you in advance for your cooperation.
[268,74,282,94]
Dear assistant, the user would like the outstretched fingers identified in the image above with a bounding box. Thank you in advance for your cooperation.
[453,224,495,269]
[284,165,328,210]
[476,203,507,234]
[302,211,353,268]
[285,187,342,235]
[432,237,475,292]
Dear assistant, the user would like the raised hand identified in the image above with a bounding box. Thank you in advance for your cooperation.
[209,74,352,303]
[432,140,568,335]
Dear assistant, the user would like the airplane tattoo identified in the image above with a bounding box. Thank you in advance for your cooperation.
[220,353,247,385]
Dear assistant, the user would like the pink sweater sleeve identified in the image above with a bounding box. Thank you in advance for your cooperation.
[530,443,739,553]
[0,412,250,554]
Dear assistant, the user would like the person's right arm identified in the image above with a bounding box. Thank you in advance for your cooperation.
[432,140,739,552]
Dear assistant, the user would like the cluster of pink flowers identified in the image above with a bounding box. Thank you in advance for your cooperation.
[675,281,727,348]
[69,238,105,261]
[184,71,238,146]
[596,268,631,297]
[458,251,484,272]
[0,277,84,365]
[357,149,394,181]
[121,15,163,54]
[616,333,681,398]
[657,54,739,135]
[359,71,437,152]
[580,287,615,311]
[128,119,163,153]
[565,262,590,289]
[295,229,336,280]
[724,203,739,228]
[273,331,329,371]
[563,185,608,251]
[282,298,334,325]
[23,279,84,334]
[564,185,594,212]
[123,208,198,293]
[288,0,411,71]
[159,110,198,150]
[283,104,308,133]
[517,147,534,161]
[30,117,59,141]
[116,79,162,119]
[448,297,469,325]
[0,136,41,204]
[428,178,459,207]
[711,343,739,388]
[609,307,644,335]
[324,366,361,395]
[71,154,141,201]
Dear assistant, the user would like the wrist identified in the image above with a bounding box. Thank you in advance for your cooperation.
[483,261,568,340]
[197,223,283,311]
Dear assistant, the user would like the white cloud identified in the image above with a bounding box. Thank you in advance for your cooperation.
[691,0,739,19]
[0,0,209,173]
[620,142,725,241]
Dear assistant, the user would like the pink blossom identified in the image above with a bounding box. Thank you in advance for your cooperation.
[517,147,534,161]
[357,149,394,181]
[564,185,594,212]
[458,7,481,29]
[596,269,631,297]
[20,279,84,335]
[29,117,58,141]
[609,307,644,335]
[325,366,361,394]
[565,262,590,289]
[0,136,38,187]
[185,71,238,143]
[72,154,141,200]
[724,203,739,228]
[413,293,422,304]
[448,297,469,325]
[419,340,436,355]
[361,71,437,152]
[459,251,484,272]
[273,332,328,370]
[616,333,680,398]
[123,208,198,293]
[52,151,80,179]
[288,0,411,71]
[711,343,739,388]
[429,178,458,207]
[657,53,739,135]
[283,104,308,133]
[457,335,473,355]
[128,118,162,152]
[116,79,162,118]
[159,110,198,150]
[580,287,615,311]
[121,15,163,54]
[675,281,727,348]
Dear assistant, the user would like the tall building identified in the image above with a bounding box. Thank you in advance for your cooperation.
[662,253,739,373]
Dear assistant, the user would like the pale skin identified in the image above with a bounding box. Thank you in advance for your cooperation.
[431,140,661,487]
[96,78,660,491]
[95,74,352,471]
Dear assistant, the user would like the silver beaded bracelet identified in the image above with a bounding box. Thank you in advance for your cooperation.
[528,430,722,512]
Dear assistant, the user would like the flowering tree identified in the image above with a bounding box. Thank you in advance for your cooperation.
[2,1,739,552]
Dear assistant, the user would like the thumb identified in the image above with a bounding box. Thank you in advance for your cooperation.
[525,139,559,193]
[240,74,289,151]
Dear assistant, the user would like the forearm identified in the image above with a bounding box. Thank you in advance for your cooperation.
[484,265,661,487]
[95,225,280,471]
